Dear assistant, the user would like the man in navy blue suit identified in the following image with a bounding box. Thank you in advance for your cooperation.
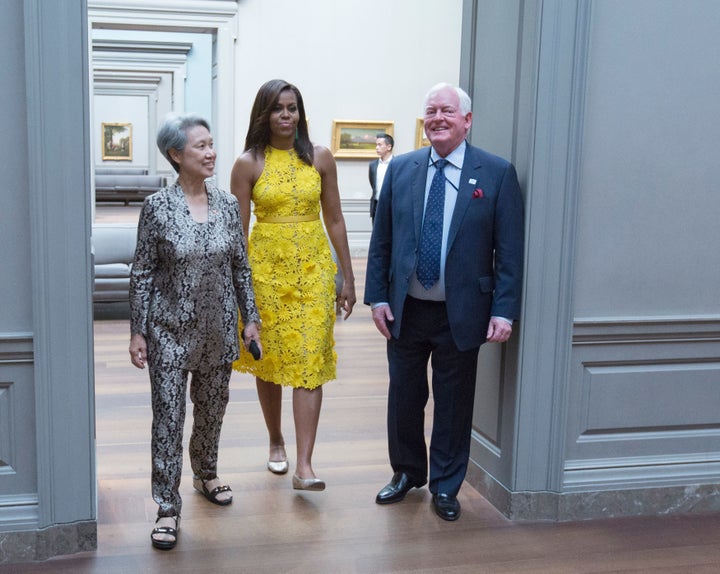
[364,83,524,521]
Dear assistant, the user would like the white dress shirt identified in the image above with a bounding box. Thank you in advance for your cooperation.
[375,156,392,200]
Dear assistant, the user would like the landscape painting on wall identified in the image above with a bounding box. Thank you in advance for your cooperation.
[331,120,394,159]
[102,122,133,161]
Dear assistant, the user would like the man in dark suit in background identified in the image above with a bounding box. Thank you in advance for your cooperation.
[368,133,394,222]
[364,83,524,521]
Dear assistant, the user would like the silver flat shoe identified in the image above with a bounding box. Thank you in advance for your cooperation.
[292,474,326,491]
[267,459,289,475]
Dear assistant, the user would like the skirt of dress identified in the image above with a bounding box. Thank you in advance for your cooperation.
[233,219,337,389]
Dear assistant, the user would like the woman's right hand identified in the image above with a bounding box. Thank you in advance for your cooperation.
[129,333,147,369]
[242,322,262,358]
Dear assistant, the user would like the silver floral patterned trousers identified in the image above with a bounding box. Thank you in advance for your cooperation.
[149,361,232,517]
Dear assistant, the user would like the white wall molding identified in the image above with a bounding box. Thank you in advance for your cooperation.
[94,72,163,85]
[93,38,193,54]
[88,0,237,185]
[0,334,33,363]
[564,453,720,490]
[574,316,720,344]
[89,0,238,24]
[0,494,39,530]
[92,41,191,70]
[92,40,189,112]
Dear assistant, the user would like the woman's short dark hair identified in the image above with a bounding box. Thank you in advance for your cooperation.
[244,79,313,166]
[157,113,211,173]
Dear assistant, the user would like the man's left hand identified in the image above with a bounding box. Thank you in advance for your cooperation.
[486,317,512,343]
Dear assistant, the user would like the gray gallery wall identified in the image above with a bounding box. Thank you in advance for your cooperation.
[0,0,97,562]
[462,0,720,520]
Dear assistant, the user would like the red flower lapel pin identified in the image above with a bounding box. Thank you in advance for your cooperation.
[472,188,484,199]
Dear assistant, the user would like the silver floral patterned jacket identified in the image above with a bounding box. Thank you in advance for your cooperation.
[130,181,260,369]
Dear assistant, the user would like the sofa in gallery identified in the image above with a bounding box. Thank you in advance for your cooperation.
[92,223,137,303]
[91,223,343,303]
[94,170,166,204]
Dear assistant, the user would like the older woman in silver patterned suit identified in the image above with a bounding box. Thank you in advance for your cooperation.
[129,113,261,550]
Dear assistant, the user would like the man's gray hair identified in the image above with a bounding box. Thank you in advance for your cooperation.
[423,83,472,115]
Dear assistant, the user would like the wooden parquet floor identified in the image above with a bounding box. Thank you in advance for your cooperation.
[11,205,720,573]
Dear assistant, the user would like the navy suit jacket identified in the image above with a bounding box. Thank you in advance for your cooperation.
[364,143,524,351]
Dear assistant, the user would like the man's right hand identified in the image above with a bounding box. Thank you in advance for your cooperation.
[371,303,394,340]
[129,333,147,369]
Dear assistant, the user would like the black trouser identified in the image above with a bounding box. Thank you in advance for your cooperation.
[386,296,480,496]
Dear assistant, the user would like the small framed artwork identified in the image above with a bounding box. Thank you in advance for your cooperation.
[331,120,394,159]
[101,122,133,161]
[415,118,430,149]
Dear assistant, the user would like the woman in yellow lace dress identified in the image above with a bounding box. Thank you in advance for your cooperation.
[231,79,356,490]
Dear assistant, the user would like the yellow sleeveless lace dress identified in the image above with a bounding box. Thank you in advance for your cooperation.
[233,146,338,389]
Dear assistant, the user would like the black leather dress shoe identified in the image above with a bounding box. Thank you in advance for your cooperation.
[375,472,425,505]
[432,493,461,521]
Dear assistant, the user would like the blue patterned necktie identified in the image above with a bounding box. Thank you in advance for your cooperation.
[416,158,448,289]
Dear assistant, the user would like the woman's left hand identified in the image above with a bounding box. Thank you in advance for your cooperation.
[336,281,357,320]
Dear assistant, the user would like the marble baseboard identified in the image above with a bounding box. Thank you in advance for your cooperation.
[0,521,96,565]
[466,465,720,521]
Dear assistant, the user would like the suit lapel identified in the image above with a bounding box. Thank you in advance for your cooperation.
[447,146,482,251]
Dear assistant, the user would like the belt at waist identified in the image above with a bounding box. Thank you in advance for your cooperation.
[256,214,319,223]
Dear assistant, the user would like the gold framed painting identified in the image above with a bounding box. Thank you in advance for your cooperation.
[101,122,133,161]
[415,118,430,149]
[331,120,394,159]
